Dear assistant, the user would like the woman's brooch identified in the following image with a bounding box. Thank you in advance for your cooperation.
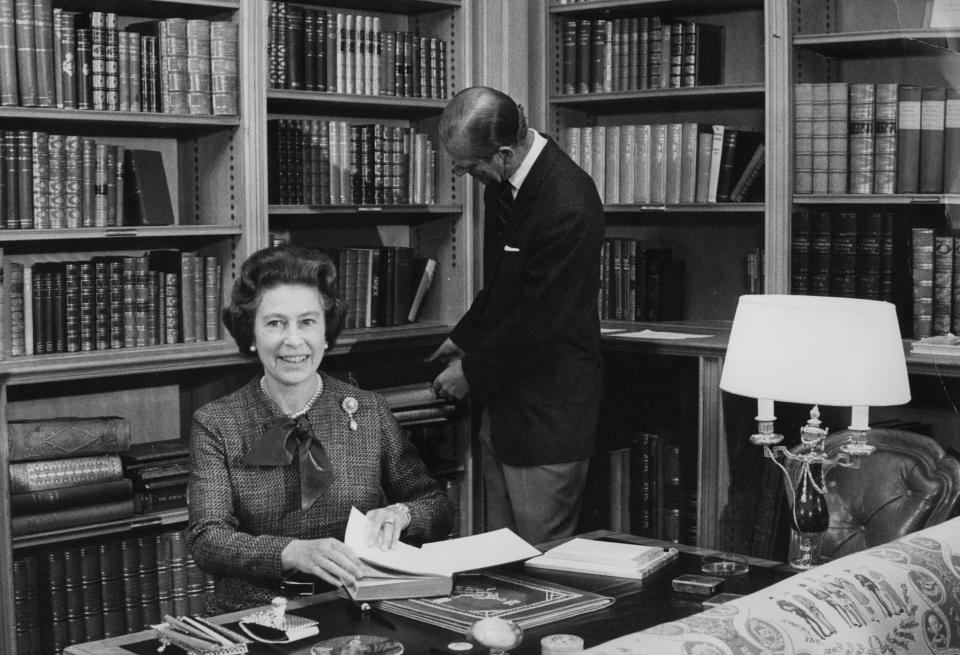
[341,397,359,431]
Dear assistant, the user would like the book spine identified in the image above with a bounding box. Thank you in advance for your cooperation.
[896,86,922,193]
[14,0,36,106]
[9,454,124,492]
[210,21,238,115]
[829,211,857,297]
[848,83,875,194]
[826,82,848,194]
[184,19,210,115]
[104,12,118,110]
[934,236,954,335]
[794,83,813,194]
[9,415,132,461]
[919,86,946,193]
[90,11,106,110]
[120,537,143,632]
[57,11,75,109]
[33,0,55,107]
[946,88,960,194]
[856,211,882,300]
[810,83,829,194]
[47,132,64,228]
[0,0,17,106]
[11,498,134,535]
[873,83,898,194]
[952,239,960,335]
[808,211,832,296]
[912,227,935,338]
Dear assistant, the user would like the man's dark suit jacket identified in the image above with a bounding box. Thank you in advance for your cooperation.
[449,135,605,466]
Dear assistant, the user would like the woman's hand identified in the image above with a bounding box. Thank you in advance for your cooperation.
[365,504,411,550]
[281,538,365,587]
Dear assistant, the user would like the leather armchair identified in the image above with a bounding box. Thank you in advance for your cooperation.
[786,428,960,561]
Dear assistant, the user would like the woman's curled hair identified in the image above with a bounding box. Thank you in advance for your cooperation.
[222,245,347,355]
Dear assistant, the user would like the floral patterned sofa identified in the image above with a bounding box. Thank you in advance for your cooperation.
[585,516,960,655]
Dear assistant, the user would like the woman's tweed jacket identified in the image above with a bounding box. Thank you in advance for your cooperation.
[186,373,454,613]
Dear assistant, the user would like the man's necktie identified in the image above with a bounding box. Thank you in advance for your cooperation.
[496,180,515,236]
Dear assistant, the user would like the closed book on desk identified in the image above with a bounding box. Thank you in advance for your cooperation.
[524,538,678,581]
[371,570,614,633]
[342,507,539,602]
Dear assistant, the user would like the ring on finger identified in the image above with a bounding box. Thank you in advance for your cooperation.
[384,518,396,525]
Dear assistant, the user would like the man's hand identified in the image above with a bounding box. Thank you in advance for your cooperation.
[426,338,464,364]
[432,359,470,401]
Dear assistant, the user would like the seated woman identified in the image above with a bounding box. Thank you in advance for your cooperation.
[186,245,453,613]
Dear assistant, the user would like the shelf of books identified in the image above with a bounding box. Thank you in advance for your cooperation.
[537,0,767,551]
[260,0,473,336]
[546,0,767,325]
[790,0,960,343]
[0,0,251,652]
[256,0,477,540]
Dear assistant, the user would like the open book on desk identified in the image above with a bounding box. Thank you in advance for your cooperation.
[524,538,679,580]
[342,507,541,601]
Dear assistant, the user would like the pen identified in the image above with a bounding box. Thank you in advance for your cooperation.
[163,614,224,649]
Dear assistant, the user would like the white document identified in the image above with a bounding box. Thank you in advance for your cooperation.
[616,329,712,340]
[344,507,541,577]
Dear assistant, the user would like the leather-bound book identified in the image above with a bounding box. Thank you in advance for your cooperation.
[122,149,173,225]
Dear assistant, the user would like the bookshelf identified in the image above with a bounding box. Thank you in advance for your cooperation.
[0,0,253,649]
[785,0,960,512]
[1,0,482,650]
[534,0,768,549]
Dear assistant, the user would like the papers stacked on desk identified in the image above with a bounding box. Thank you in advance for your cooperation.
[525,538,679,580]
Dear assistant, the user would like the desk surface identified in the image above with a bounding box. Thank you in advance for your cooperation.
[65,532,790,655]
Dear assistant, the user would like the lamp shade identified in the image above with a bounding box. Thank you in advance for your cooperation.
[719,295,910,407]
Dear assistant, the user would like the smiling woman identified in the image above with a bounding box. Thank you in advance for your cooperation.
[185,245,454,615]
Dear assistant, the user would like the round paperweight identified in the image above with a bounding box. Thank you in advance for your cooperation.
[465,617,524,654]
[701,553,749,576]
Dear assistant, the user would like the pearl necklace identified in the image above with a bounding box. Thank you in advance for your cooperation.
[260,373,324,418]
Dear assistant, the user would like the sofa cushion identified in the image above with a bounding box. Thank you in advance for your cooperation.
[585,516,960,654]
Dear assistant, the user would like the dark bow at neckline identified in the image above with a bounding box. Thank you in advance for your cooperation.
[243,414,334,510]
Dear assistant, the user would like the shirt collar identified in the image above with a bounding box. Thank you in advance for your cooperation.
[506,129,546,198]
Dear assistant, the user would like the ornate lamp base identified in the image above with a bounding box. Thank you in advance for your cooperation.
[790,531,825,570]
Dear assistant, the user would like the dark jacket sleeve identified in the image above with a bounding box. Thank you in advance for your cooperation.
[456,162,604,397]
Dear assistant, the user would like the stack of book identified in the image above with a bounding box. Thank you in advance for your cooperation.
[303,247,435,330]
[267,2,447,99]
[0,131,176,230]
[794,82,960,195]
[14,527,215,655]
[563,123,764,205]
[908,226,960,340]
[120,439,190,514]
[267,118,437,206]
[560,17,724,94]
[790,210,901,302]
[0,7,238,114]
[1,248,223,358]
[608,430,698,545]
[599,238,684,322]
[8,416,134,536]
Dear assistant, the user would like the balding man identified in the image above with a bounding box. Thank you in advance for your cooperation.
[429,86,605,544]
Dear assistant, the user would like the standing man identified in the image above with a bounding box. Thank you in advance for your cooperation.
[429,86,604,544]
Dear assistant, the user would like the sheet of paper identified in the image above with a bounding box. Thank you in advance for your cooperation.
[600,328,626,334]
[615,329,712,340]
[344,507,540,577]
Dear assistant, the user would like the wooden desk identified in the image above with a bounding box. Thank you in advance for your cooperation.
[65,532,789,655]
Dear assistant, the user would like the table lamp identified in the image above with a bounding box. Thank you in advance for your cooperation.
[719,295,910,569]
